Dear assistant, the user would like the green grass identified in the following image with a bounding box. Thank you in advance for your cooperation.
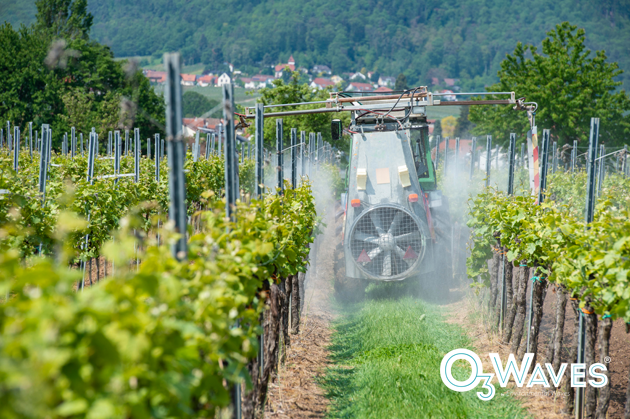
[322,286,530,419]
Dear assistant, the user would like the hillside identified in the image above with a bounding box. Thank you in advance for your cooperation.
[3,0,630,90]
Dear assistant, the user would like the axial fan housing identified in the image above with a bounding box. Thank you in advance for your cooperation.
[348,204,426,281]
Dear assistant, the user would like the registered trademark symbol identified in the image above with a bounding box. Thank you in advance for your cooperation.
[604,356,611,363]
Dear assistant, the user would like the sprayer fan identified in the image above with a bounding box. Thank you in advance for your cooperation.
[349,205,425,280]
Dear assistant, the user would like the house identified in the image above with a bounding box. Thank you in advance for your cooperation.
[181,74,196,86]
[349,72,367,81]
[346,82,373,92]
[439,89,457,101]
[330,75,343,84]
[252,74,275,88]
[373,86,393,93]
[216,73,231,87]
[240,77,256,89]
[274,55,296,78]
[182,117,221,137]
[312,64,332,75]
[310,78,335,90]
[145,70,166,84]
[367,71,375,80]
[197,75,215,87]
[377,76,395,87]
[444,78,457,87]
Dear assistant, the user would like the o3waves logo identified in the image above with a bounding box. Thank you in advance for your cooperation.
[440,349,608,401]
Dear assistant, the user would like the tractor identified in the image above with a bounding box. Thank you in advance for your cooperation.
[245,87,529,300]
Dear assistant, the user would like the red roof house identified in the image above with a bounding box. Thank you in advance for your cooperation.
[374,86,393,93]
[346,82,374,92]
[181,74,197,85]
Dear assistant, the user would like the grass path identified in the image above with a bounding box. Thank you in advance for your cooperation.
[321,289,530,418]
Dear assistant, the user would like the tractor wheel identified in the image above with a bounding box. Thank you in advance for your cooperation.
[333,242,366,302]
[426,197,454,300]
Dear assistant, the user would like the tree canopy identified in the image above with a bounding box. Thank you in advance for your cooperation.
[4,0,630,90]
[469,22,630,147]
[0,0,164,150]
[182,91,218,118]
[256,72,351,152]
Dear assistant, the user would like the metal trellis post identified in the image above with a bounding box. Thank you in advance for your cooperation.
[255,103,264,198]
[576,118,599,419]
[276,119,284,194]
[164,52,187,261]
[224,83,237,217]
[454,137,460,178]
[290,128,297,188]
[469,137,476,180]
[29,122,33,160]
[300,131,306,182]
[485,135,492,187]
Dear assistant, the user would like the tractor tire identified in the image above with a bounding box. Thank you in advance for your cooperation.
[425,196,453,300]
[333,242,366,302]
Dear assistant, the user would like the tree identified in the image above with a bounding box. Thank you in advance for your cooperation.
[469,22,630,146]
[433,119,442,138]
[35,0,93,39]
[256,72,351,151]
[441,116,457,138]
[395,73,408,91]
[454,106,474,138]
[182,91,218,118]
[0,1,165,150]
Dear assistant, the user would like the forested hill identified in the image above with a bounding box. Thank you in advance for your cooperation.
[3,0,630,90]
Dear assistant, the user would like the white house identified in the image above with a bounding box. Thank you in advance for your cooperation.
[216,73,231,87]
[349,72,367,81]
[378,76,395,87]
[310,78,335,90]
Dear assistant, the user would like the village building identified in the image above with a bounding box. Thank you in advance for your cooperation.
[312,64,332,75]
[310,77,335,90]
[377,76,395,87]
[216,73,231,87]
[274,55,296,78]
[346,82,374,92]
[197,75,215,87]
[180,74,196,86]
[330,75,343,84]
[373,86,393,93]
[349,72,367,81]
[145,70,166,84]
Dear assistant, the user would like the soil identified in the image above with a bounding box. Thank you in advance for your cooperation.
[445,283,630,419]
[263,212,337,418]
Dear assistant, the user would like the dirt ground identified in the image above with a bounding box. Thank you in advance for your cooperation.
[263,214,337,418]
[445,283,630,419]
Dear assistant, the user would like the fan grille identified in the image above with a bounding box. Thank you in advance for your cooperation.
[349,206,424,280]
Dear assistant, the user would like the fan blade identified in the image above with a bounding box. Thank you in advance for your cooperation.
[382,250,392,276]
[354,231,379,244]
[367,246,382,261]
[388,212,403,234]
[395,246,414,267]
[369,211,385,235]
[395,231,422,242]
